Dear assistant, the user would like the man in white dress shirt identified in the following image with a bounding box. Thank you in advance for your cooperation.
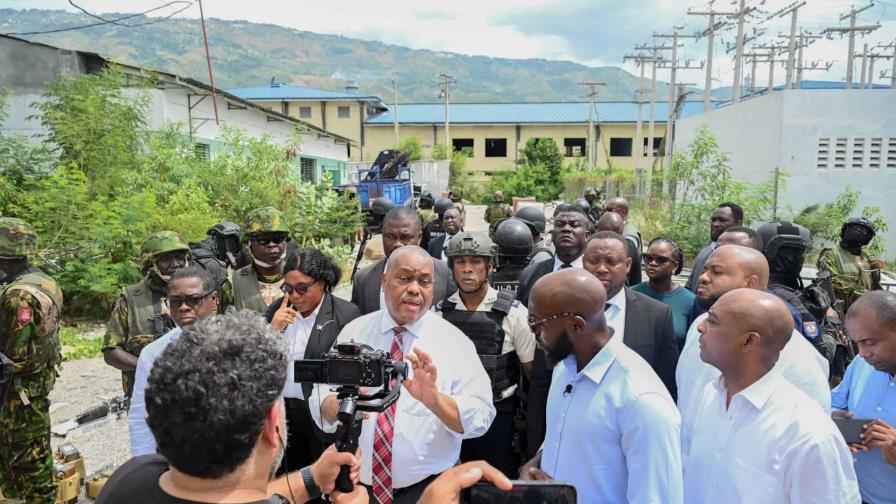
[683,288,859,504]
[519,268,683,504]
[310,245,495,504]
[676,245,830,420]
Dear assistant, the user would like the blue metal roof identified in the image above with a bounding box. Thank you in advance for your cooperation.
[779,80,890,90]
[365,101,708,125]
[228,83,385,102]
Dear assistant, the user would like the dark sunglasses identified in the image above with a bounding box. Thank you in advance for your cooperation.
[527,312,579,331]
[281,281,316,295]
[251,235,287,246]
[169,291,213,309]
[643,254,673,266]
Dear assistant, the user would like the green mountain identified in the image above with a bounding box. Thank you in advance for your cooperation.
[1,8,672,102]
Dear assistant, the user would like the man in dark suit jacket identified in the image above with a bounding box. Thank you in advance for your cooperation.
[526,230,679,457]
[427,208,462,260]
[265,249,361,473]
[353,206,455,315]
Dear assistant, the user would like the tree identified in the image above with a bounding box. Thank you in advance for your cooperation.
[792,186,888,258]
[398,136,423,161]
[489,138,568,201]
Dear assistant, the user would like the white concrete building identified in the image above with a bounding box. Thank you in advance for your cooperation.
[674,88,896,259]
[0,34,352,184]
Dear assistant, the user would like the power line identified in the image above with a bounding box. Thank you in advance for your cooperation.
[4,1,193,36]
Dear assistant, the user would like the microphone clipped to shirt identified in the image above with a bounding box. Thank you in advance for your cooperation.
[563,383,573,397]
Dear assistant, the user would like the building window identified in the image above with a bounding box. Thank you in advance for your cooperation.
[834,138,847,169]
[485,138,507,157]
[817,138,830,170]
[642,137,662,156]
[338,106,351,119]
[452,138,474,157]
[299,106,312,119]
[194,142,210,161]
[610,138,633,157]
[869,138,882,169]
[564,138,586,157]
[852,138,865,169]
[300,157,316,183]
[281,101,289,115]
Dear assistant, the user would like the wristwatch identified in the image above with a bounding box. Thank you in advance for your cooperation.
[301,465,322,499]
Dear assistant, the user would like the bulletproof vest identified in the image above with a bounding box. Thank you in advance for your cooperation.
[441,290,520,401]
[768,283,820,339]
[1,269,64,373]
[123,277,165,340]
[232,264,272,314]
[423,220,446,247]
[190,245,230,310]
[491,264,527,298]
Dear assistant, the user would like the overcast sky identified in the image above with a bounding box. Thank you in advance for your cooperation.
[3,0,895,88]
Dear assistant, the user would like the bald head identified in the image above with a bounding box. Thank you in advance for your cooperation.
[385,245,431,274]
[605,197,629,219]
[707,244,769,288]
[596,212,624,234]
[845,291,896,373]
[721,289,793,353]
[530,268,607,322]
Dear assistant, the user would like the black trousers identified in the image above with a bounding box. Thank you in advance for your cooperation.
[279,398,325,476]
[460,407,519,478]
[363,473,438,504]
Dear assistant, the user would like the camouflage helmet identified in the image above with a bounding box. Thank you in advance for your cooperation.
[0,217,37,258]
[445,231,496,259]
[492,191,505,203]
[242,206,290,243]
[584,187,598,198]
[140,231,190,269]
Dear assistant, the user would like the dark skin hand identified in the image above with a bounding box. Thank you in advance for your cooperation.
[103,348,138,371]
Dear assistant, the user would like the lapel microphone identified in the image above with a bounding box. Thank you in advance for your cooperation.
[563,384,573,397]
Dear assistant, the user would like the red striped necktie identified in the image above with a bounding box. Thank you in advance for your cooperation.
[371,326,406,504]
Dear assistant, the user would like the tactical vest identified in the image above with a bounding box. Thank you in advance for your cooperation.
[491,265,527,298]
[1,270,64,397]
[123,278,164,340]
[441,290,520,405]
[189,244,230,310]
[232,264,274,314]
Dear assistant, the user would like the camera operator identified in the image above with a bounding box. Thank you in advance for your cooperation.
[310,245,495,504]
[99,311,362,504]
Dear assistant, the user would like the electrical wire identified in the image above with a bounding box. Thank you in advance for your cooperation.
[5,1,193,36]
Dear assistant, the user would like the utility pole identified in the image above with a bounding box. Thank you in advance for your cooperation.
[865,43,894,89]
[438,73,455,151]
[796,60,834,87]
[768,1,806,89]
[729,0,757,103]
[579,82,607,171]
[391,79,399,146]
[753,43,789,91]
[623,53,654,194]
[654,29,701,161]
[689,2,737,111]
[634,43,671,198]
[727,26,767,100]
[881,40,896,90]
[823,3,879,89]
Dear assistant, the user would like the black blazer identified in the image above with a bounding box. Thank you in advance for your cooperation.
[265,292,361,399]
[515,257,555,308]
[350,257,455,315]
[525,286,679,458]
[427,234,448,259]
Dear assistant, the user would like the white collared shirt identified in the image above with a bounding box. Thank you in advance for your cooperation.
[128,327,182,457]
[552,254,583,272]
[604,288,627,341]
[440,232,458,261]
[282,298,323,400]
[676,313,831,423]
[308,310,495,488]
[683,370,860,504]
[540,335,683,504]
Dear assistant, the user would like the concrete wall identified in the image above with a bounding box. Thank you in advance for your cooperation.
[0,36,94,92]
[674,89,896,258]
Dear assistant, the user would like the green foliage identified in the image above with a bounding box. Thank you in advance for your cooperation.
[431,143,449,160]
[1,71,361,319]
[489,138,569,201]
[640,127,779,258]
[397,137,423,161]
[448,150,469,194]
[60,326,104,361]
[791,186,888,258]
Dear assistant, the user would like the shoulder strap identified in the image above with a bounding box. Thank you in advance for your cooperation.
[491,289,515,315]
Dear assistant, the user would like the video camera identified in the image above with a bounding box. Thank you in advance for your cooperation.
[295,341,408,492]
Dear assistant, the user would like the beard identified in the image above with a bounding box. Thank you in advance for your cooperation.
[544,330,574,367]
[698,292,721,310]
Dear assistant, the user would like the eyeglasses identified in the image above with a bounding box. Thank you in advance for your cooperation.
[527,312,579,331]
[281,281,316,295]
[251,235,287,246]
[169,291,214,309]
[642,254,673,266]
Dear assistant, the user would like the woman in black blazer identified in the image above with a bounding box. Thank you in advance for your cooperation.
[264,248,360,476]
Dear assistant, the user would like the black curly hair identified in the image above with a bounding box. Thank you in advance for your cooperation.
[647,237,685,275]
[283,248,342,292]
[145,311,287,478]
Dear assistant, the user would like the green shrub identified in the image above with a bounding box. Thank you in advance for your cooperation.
[791,186,888,258]
[398,136,423,161]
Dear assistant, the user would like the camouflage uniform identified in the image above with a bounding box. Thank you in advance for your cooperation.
[0,217,62,503]
[417,207,436,228]
[485,192,513,239]
[232,207,290,314]
[818,245,878,314]
[103,231,188,396]
[583,188,604,221]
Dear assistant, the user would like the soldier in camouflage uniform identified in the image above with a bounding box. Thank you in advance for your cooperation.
[818,217,883,314]
[231,207,290,314]
[0,217,63,503]
[583,187,604,221]
[484,191,512,238]
[102,231,189,396]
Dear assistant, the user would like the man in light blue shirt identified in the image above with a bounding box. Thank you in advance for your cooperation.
[520,268,683,503]
[128,265,218,456]
[832,291,896,504]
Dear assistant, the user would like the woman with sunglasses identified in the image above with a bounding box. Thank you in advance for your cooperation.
[631,238,695,351]
[265,248,361,477]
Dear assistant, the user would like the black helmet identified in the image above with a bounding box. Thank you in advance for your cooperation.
[434,197,454,216]
[370,197,395,216]
[840,217,876,239]
[756,221,812,264]
[515,206,546,235]
[207,221,241,238]
[494,218,534,257]
[419,191,435,209]
[573,198,591,214]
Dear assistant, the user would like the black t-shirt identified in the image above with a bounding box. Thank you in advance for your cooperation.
[96,454,280,504]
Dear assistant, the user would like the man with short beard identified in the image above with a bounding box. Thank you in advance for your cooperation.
[519,268,682,503]
[98,311,362,504]
[685,203,744,292]
[427,208,462,261]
